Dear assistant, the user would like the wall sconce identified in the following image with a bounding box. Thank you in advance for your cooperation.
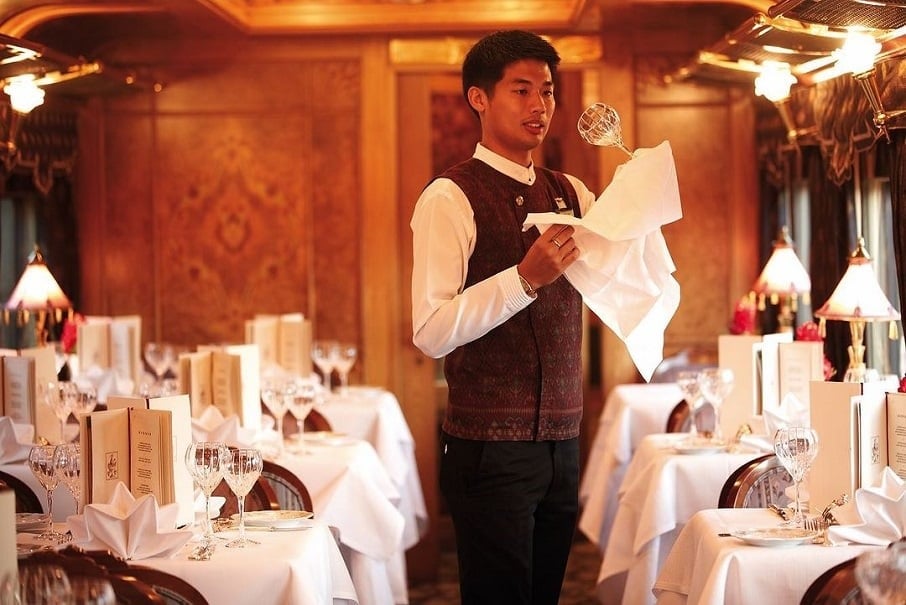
[814,237,900,383]
[751,226,811,333]
[755,61,814,143]
[834,31,905,141]
[2,245,72,346]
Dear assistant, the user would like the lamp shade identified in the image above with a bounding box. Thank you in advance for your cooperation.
[814,239,900,322]
[4,246,71,311]
[752,228,811,296]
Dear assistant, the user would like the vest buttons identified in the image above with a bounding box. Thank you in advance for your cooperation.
[515,195,524,206]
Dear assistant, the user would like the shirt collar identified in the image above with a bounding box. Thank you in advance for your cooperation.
[473,143,536,186]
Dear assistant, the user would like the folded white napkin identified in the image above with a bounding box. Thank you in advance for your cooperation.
[523,141,682,381]
[764,392,810,437]
[0,417,33,463]
[826,467,906,546]
[191,405,255,448]
[68,482,193,560]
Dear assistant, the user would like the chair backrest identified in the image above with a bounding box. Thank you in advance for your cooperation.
[665,400,690,433]
[21,548,166,605]
[800,557,866,604]
[0,470,43,513]
[305,408,333,433]
[719,453,793,509]
[119,566,210,605]
[261,459,314,513]
[212,474,278,518]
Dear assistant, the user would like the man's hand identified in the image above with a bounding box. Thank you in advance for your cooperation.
[517,225,580,291]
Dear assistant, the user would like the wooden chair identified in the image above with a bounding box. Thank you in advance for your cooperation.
[0,469,43,513]
[116,566,210,605]
[800,557,865,604]
[21,548,165,605]
[281,407,334,440]
[665,400,690,433]
[260,459,314,513]
[718,453,793,509]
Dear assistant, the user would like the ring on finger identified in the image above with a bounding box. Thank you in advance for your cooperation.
[552,238,562,248]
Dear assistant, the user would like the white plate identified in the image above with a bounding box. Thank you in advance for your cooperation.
[16,513,48,532]
[673,442,728,455]
[233,510,313,529]
[730,527,821,547]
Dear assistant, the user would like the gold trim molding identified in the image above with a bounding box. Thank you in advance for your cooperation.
[389,35,602,67]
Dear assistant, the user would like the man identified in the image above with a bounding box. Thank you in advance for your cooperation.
[410,30,597,604]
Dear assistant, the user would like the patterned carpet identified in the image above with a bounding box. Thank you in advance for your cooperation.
[407,518,603,604]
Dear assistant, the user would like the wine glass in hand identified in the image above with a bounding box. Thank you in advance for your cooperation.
[27,445,67,543]
[773,427,819,527]
[697,368,734,442]
[185,441,228,544]
[223,448,263,548]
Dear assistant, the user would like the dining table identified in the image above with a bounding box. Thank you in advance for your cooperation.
[274,435,407,605]
[652,508,876,605]
[596,432,767,605]
[17,518,358,605]
[578,382,684,551]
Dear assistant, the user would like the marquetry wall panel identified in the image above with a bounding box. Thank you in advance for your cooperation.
[82,44,362,362]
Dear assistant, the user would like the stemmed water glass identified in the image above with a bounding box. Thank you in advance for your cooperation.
[332,343,358,395]
[185,441,229,545]
[773,427,819,527]
[697,368,734,442]
[223,448,263,548]
[144,343,175,388]
[41,382,73,444]
[675,370,702,438]
[27,445,67,543]
[287,382,316,453]
[53,443,81,512]
[260,380,291,439]
[311,340,338,391]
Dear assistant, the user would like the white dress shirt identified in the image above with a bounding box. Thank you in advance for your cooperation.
[410,143,596,359]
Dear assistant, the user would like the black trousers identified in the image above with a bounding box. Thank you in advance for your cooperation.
[439,433,580,605]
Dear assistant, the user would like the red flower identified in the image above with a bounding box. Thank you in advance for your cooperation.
[60,313,84,354]
[899,374,906,393]
[729,295,757,335]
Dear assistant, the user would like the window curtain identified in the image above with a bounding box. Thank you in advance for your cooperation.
[888,130,906,332]
[804,147,850,380]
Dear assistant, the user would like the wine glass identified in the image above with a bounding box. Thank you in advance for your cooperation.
[260,380,291,439]
[27,445,67,543]
[287,382,316,454]
[184,441,229,545]
[697,368,734,442]
[72,386,98,418]
[773,427,819,527]
[674,370,702,438]
[855,541,906,604]
[41,382,73,444]
[144,342,175,387]
[311,340,338,391]
[223,448,263,548]
[53,443,81,512]
[332,343,357,395]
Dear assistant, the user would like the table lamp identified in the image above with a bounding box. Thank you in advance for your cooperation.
[3,244,72,346]
[751,226,811,333]
[814,237,900,382]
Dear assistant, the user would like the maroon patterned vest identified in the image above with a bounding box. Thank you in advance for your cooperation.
[441,158,584,441]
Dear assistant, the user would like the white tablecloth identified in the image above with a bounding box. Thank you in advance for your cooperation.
[579,383,684,550]
[119,520,356,605]
[653,508,875,605]
[597,433,764,605]
[276,438,406,605]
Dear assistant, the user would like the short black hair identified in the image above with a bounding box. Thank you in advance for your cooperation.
[462,30,561,103]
